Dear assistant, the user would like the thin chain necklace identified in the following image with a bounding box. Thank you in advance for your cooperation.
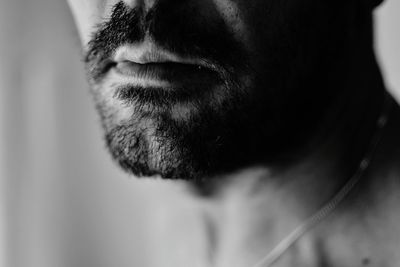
[251,94,392,267]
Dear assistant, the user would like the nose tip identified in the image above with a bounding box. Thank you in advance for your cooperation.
[122,0,157,10]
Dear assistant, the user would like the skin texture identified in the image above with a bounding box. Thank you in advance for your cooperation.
[71,0,372,180]
[67,0,400,266]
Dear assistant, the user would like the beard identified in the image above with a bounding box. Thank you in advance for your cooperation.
[90,60,276,180]
[84,1,279,181]
[101,87,260,180]
[84,1,350,180]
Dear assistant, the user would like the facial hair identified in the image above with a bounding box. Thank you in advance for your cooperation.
[84,2,273,180]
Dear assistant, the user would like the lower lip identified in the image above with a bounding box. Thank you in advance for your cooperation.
[114,61,220,86]
[112,62,223,106]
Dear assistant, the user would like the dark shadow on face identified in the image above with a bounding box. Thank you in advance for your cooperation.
[85,1,358,181]
[86,1,248,83]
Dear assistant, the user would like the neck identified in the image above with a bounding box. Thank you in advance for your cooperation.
[190,50,387,267]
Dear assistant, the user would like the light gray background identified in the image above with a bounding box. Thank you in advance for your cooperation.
[1,1,399,267]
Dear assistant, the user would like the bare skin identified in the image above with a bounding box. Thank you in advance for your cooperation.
[186,55,400,267]
[197,105,400,267]
[67,0,400,266]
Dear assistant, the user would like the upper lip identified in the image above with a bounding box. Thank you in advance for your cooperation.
[113,41,209,68]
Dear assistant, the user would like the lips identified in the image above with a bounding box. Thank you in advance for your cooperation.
[111,43,221,86]
[113,42,206,65]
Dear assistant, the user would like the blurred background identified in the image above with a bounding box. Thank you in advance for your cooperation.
[0,1,399,267]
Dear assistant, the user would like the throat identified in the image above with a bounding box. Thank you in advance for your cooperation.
[195,167,340,267]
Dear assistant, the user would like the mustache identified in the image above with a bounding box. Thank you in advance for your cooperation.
[85,1,248,81]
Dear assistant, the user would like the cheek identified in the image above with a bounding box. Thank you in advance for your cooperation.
[67,0,120,46]
[212,0,279,57]
[212,0,251,50]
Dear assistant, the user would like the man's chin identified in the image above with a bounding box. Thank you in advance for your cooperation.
[104,123,203,180]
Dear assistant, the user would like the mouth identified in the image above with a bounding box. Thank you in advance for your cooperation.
[104,43,224,105]
[112,43,221,84]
